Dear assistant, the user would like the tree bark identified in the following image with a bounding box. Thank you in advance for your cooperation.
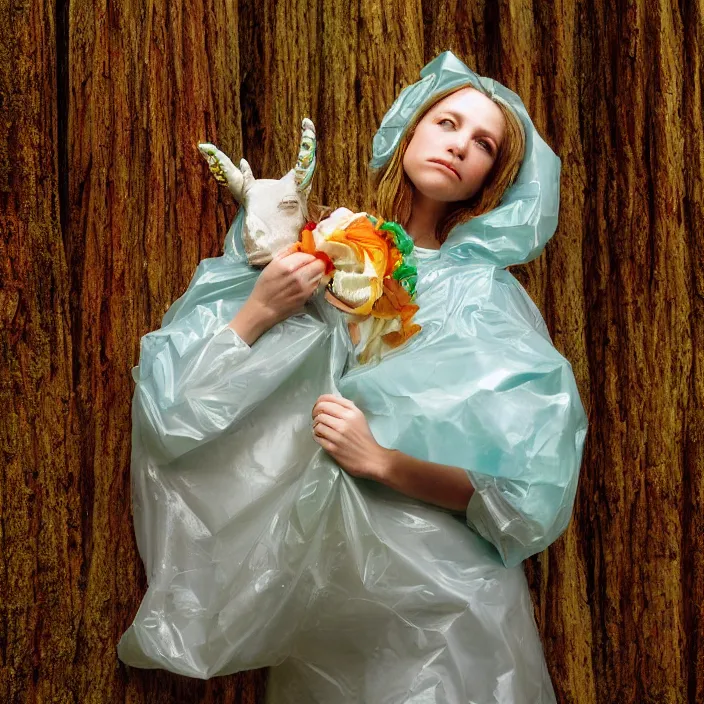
[1,0,701,702]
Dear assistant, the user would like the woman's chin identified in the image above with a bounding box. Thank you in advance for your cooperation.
[412,180,463,203]
[404,168,465,201]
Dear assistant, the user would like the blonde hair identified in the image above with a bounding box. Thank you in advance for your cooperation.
[370,85,526,245]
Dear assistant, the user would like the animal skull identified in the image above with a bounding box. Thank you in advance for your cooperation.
[198,118,317,266]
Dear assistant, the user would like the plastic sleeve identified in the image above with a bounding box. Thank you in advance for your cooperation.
[132,302,329,463]
[463,357,587,567]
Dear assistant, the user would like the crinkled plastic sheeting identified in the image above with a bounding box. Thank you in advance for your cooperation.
[118,51,587,703]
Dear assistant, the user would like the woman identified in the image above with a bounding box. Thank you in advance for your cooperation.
[119,52,587,704]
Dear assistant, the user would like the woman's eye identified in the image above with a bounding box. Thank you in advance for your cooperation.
[477,140,492,153]
[439,119,455,128]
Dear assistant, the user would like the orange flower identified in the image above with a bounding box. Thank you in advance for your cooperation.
[325,217,390,280]
[298,215,422,358]
[295,227,335,274]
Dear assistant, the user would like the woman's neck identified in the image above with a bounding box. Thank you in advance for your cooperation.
[405,192,447,250]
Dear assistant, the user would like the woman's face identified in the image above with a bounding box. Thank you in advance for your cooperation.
[402,87,506,203]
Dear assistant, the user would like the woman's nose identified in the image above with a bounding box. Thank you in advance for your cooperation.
[447,138,468,160]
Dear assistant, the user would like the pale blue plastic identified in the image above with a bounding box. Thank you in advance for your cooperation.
[118,52,587,703]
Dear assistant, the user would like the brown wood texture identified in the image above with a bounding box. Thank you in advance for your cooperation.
[1,0,701,702]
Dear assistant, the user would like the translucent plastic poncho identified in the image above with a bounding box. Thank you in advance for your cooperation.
[118,51,588,703]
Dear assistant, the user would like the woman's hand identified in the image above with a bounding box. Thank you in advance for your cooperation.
[229,245,326,344]
[312,394,474,512]
[252,245,327,324]
[312,394,390,481]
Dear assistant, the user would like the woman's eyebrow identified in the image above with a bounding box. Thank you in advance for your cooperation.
[440,110,500,143]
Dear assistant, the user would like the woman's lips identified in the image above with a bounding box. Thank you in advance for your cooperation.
[428,159,460,180]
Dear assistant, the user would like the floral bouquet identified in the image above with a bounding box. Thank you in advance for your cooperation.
[296,207,421,364]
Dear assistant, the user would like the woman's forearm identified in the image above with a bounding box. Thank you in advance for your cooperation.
[376,449,475,513]
[228,298,276,346]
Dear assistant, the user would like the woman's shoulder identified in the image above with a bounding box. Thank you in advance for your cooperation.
[489,268,553,342]
[447,264,552,343]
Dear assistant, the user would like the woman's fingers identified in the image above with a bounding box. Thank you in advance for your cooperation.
[312,401,351,421]
[300,258,326,284]
[315,394,356,411]
[272,243,299,259]
[312,431,336,453]
[313,412,345,433]
[313,419,342,448]
[279,251,317,271]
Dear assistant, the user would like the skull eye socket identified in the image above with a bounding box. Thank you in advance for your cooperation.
[278,198,300,211]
